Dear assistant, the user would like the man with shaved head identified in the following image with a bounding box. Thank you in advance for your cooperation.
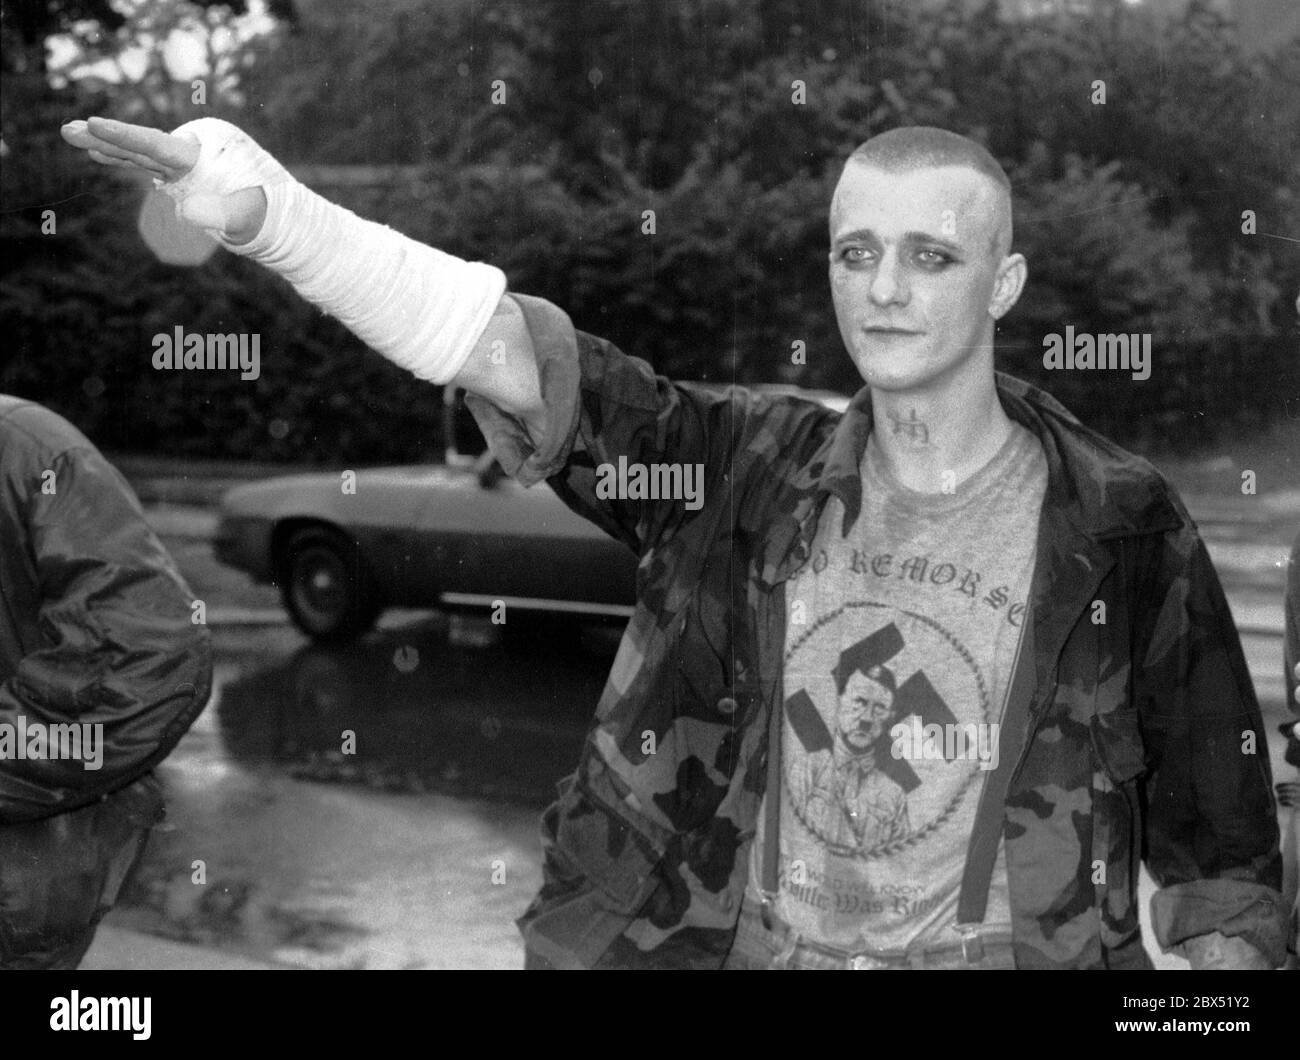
[63,116,1284,970]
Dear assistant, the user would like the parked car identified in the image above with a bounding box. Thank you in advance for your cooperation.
[214,384,849,642]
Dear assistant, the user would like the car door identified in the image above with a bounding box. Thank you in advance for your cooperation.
[412,468,636,615]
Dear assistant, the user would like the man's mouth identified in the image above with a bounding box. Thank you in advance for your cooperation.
[841,729,877,755]
[862,326,921,336]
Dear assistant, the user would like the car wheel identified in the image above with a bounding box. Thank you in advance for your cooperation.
[280,526,382,642]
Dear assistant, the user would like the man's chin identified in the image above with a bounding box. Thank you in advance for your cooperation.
[852,342,994,396]
[851,356,936,394]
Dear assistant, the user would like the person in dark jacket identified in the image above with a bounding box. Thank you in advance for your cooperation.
[0,396,212,969]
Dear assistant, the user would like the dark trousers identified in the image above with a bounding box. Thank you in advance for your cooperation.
[0,774,162,969]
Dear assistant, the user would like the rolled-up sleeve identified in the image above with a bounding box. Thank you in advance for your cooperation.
[465,292,768,557]
[1137,526,1288,966]
[463,293,586,488]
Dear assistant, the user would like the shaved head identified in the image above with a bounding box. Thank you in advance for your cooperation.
[827,126,1029,395]
[836,126,1013,256]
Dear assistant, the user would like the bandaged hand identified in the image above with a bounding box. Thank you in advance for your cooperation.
[62,117,268,243]
[61,116,505,385]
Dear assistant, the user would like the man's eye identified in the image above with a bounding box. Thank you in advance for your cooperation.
[916,249,952,266]
[841,247,870,263]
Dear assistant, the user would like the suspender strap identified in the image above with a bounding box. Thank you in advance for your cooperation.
[957,605,1037,929]
[760,655,785,928]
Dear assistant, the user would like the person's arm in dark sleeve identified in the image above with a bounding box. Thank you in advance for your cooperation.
[1136,522,1287,967]
[0,446,212,824]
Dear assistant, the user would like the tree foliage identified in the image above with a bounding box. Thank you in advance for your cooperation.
[3,0,1296,462]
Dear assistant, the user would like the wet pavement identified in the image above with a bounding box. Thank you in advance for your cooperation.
[84,496,1299,970]
[100,613,613,969]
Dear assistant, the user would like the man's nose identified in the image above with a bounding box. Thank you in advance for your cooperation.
[868,249,908,307]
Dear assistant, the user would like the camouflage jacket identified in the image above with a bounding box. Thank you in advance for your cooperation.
[469,294,1286,969]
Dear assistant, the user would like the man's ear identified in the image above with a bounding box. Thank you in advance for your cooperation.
[989,253,1027,321]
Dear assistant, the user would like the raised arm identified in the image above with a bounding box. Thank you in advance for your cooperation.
[61,117,545,435]
[61,116,802,558]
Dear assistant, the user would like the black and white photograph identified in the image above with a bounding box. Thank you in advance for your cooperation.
[2,0,1298,1037]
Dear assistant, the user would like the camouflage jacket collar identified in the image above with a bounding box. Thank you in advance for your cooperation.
[761,371,1183,590]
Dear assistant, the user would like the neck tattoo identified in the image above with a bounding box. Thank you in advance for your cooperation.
[887,407,930,446]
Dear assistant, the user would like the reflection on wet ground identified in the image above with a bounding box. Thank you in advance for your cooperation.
[216,613,608,804]
[108,614,617,968]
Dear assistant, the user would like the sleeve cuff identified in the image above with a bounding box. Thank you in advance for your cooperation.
[1151,878,1289,968]
[464,293,583,487]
